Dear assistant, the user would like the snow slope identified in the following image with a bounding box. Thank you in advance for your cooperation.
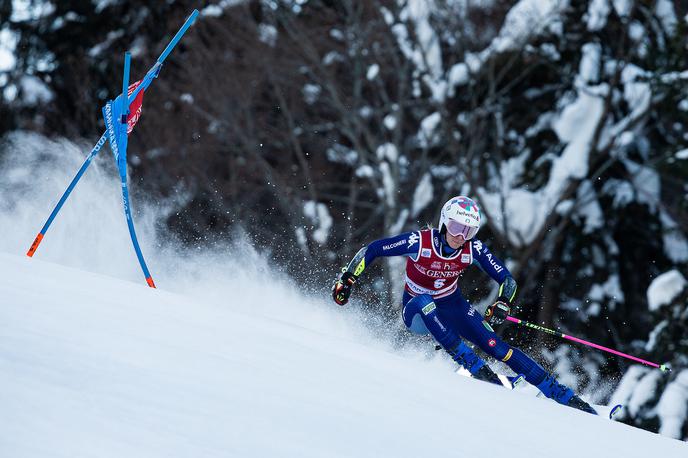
[1,255,687,457]
[1,133,686,456]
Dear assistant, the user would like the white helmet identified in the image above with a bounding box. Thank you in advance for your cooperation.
[438,196,481,240]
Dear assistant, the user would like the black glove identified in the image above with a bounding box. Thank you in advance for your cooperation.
[484,299,511,327]
[332,271,357,305]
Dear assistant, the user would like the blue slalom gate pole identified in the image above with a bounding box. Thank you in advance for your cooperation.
[120,177,156,287]
[127,10,199,104]
[114,51,157,287]
[121,52,131,120]
[27,9,199,289]
[159,10,199,62]
[27,132,108,257]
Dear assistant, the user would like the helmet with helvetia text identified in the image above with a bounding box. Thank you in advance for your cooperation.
[438,196,481,240]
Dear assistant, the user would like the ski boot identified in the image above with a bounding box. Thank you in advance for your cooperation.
[447,341,502,386]
[536,374,597,415]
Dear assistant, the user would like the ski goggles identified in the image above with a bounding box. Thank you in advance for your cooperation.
[445,219,479,239]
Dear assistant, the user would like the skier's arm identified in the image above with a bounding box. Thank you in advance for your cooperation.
[497,276,517,304]
[471,239,516,296]
[344,231,421,278]
[332,231,420,305]
[472,240,518,325]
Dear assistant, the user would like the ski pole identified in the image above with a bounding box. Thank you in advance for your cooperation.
[506,316,671,372]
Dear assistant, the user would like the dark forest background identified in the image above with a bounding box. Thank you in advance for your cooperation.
[1,0,687,438]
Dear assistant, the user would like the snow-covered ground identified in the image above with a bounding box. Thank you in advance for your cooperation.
[3,254,688,458]
[1,133,687,456]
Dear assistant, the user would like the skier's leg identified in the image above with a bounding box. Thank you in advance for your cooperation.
[454,304,596,414]
[402,293,464,351]
[438,298,545,383]
[402,294,496,382]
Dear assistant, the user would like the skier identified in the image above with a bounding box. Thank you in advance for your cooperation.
[332,196,596,414]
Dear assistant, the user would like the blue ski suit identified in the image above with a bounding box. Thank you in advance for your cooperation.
[344,229,550,387]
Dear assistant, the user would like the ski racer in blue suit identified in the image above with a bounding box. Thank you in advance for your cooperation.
[332,196,596,414]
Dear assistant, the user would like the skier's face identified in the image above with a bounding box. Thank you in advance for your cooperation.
[445,232,466,249]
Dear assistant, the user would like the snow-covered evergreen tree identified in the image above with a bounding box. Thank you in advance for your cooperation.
[609,270,688,439]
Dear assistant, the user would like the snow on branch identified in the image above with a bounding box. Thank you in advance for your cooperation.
[646,270,687,312]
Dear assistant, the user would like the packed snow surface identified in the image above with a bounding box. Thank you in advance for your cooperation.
[2,254,688,457]
[1,132,686,456]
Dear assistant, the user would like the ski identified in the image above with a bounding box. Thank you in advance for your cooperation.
[455,367,525,390]
[457,367,622,418]
[592,403,624,420]
[510,380,623,419]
